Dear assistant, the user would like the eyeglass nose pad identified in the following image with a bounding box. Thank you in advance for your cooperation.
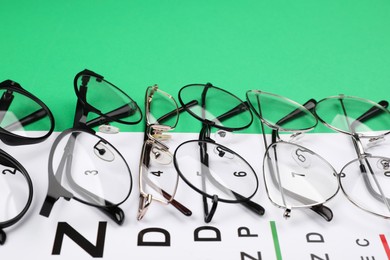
[291,147,311,168]
[378,158,390,171]
[150,146,172,165]
[213,145,235,159]
[288,132,305,142]
[93,141,115,162]
[213,130,234,143]
[367,136,386,148]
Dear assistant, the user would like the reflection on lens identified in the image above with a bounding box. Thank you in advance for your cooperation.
[0,160,31,222]
[246,90,317,132]
[340,155,390,218]
[315,95,390,137]
[178,84,253,130]
[50,130,132,207]
[174,140,258,203]
[0,89,52,138]
[139,142,178,204]
[75,73,142,125]
[263,142,338,210]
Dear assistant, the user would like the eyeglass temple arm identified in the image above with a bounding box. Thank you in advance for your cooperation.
[199,128,265,222]
[86,104,138,128]
[2,108,47,132]
[141,143,192,216]
[267,99,333,221]
[271,99,317,143]
[157,100,199,124]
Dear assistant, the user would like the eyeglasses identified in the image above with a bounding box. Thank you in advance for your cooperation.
[40,69,142,224]
[174,83,264,223]
[137,85,193,220]
[0,79,54,245]
[315,95,390,218]
[246,90,339,221]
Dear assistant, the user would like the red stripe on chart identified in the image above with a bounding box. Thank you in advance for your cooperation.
[380,234,390,260]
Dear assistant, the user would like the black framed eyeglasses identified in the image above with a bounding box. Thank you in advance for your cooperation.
[246,90,339,221]
[0,79,55,245]
[174,83,264,223]
[315,95,390,218]
[40,69,142,225]
[137,85,193,220]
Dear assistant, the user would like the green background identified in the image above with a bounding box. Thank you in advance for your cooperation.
[1,0,389,133]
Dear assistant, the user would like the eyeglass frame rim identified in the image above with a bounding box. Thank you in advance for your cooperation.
[43,127,133,208]
[339,154,390,219]
[0,79,55,145]
[173,139,260,204]
[314,94,390,138]
[0,149,33,235]
[246,89,318,133]
[178,83,254,132]
[138,85,180,206]
[262,140,340,211]
[73,69,143,126]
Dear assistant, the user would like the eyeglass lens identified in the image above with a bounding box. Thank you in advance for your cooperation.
[174,140,258,202]
[315,96,390,137]
[340,155,390,218]
[263,142,339,209]
[246,90,317,132]
[75,74,141,125]
[0,160,30,223]
[178,84,252,130]
[50,130,132,207]
[0,89,52,138]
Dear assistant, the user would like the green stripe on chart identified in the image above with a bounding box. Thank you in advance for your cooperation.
[270,221,282,260]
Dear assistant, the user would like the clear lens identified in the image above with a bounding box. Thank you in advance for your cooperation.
[139,141,178,203]
[315,95,390,137]
[246,90,317,132]
[178,84,252,130]
[340,156,390,218]
[146,86,179,128]
[0,89,52,138]
[50,130,132,207]
[174,140,258,202]
[263,142,338,209]
[75,73,142,124]
[0,157,30,222]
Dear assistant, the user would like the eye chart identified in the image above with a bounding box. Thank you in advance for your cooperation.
[1,132,389,260]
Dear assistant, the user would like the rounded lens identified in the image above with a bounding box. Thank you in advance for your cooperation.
[178,84,252,130]
[0,156,31,224]
[139,142,178,203]
[340,156,390,218]
[50,130,132,207]
[315,95,390,137]
[263,142,338,209]
[146,86,179,128]
[246,90,317,132]
[174,140,258,203]
[75,72,142,125]
[0,89,53,138]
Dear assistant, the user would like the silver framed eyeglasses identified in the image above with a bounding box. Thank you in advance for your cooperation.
[246,90,339,221]
[137,85,192,220]
[315,95,390,218]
